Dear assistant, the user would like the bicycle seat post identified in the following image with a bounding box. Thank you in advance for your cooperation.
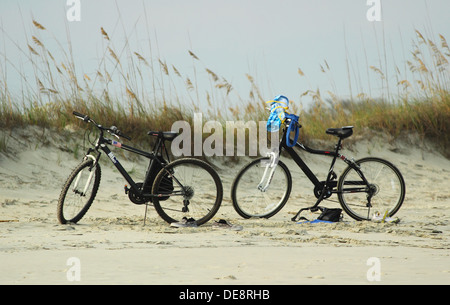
[335,138,342,152]
[322,137,342,188]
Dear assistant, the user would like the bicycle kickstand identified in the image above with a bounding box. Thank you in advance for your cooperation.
[291,189,327,222]
[291,205,325,222]
[291,207,310,222]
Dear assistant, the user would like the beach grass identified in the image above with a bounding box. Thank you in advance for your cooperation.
[0,20,449,157]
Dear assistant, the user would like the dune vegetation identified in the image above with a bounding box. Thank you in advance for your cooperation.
[1,19,449,157]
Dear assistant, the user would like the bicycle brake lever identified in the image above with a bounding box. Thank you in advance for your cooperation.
[109,126,131,141]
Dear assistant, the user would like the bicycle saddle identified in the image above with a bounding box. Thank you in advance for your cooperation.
[326,126,354,139]
[148,131,179,141]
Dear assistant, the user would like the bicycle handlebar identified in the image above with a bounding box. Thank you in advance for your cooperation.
[72,111,131,141]
[73,111,90,122]
[284,117,302,129]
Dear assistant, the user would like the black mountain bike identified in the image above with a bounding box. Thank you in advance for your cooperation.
[57,111,223,226]
[231,118,405,221]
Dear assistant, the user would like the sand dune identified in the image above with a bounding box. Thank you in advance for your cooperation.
[0,126,449,285]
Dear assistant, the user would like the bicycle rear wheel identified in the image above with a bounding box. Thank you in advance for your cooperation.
[151,158,223,226]
[337,157,405,221]
[231,157,292,219]
[57,159,101,224]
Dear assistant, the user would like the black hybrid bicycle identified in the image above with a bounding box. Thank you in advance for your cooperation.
[231,118,405,221]
[57,111,223,225]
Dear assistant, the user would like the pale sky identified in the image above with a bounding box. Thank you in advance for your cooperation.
[1,0,449,109]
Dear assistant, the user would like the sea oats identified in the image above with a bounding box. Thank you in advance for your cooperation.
[206,92,212,107]
[172,65,181,77]
[101,27,110,41]
[370,65,385,78]
[28,44,39,55]
[126,87,136,99]
[32,36,44,47]
[417,59,428,73]
[158,59,169,75]
[415,30,426,44]
[37,79,45,91]
[188,50,199,60]
[47,50,55,61]
[134,52,149,66]
[108,47,120,64]
[186,78,194,91]
[206,68,218,82]
[398,80,411,88]
[32,20,46,30]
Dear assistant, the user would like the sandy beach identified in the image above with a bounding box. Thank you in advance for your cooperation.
[0,126,449,285]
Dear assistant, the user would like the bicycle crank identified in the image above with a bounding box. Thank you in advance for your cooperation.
[313,181,336,199]
[125,183,148,205]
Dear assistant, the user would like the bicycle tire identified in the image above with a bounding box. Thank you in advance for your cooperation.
[152,158,223,225]
[337,157,405,221]
[231,157,292,219]
[57,159,101,224]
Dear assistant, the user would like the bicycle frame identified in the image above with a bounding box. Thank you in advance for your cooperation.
[85,128,171,201]
[277,125,371,218]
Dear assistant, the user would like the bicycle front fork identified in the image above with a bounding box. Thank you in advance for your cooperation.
[257,151,280,192]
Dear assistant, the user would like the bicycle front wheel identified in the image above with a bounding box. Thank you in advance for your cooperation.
[231,157,292,219]
[57,159,101,224]
[152,158,223,226]
[338,157,405,221]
